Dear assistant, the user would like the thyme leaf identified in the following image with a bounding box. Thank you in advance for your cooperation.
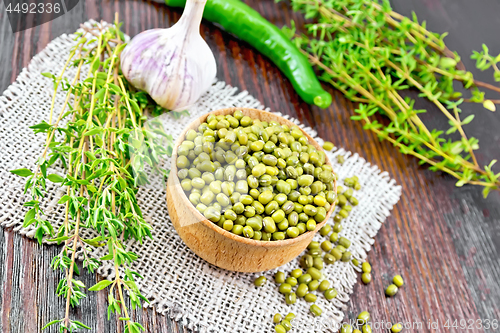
[283,0,500,197]
[13,14,172,332]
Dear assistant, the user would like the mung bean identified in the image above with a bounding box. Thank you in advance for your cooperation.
[284,313,295,322]
[275,271,285,284]
[357,311,370,325]
[391,323,403,333]
[385,284,398,297]
[362,324,372,333]
[304,293,317,303]
[324,288,337,300]
[279,283,292,294]
[254,276,267,287]
[285,292,296,305]
[340,324,353,333]
[361,272,372,284]
[310,304,322,316]
[275,325,286,333]
[393,275,404,287]
[285,277,297,287]
[296,283,309,298]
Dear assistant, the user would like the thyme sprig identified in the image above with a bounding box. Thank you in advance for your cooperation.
[283,0,500,197]
[11,16,172,332]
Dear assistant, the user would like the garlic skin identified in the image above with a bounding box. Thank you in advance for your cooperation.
[121,0,216,111]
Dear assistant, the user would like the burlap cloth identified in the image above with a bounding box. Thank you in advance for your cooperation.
[0,22,401,332]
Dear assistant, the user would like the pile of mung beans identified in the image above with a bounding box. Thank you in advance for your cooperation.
[253,174,406,332]
[175,110,338,240]
[250,175,364,332]
[176,112,408,331]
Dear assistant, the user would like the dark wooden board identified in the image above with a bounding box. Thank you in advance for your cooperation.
[0,0,499,332]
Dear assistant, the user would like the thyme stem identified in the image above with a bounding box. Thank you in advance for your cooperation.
[285,0,500,196]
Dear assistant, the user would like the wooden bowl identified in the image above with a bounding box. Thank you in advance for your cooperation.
[166,107,337,272]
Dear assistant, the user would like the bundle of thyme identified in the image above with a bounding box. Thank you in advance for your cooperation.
[283,0,500,197]
[11,17,172,332]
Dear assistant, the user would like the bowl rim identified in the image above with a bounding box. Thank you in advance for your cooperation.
[169,107,337,248]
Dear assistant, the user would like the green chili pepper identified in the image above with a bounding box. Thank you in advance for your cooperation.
[164,0,332,108]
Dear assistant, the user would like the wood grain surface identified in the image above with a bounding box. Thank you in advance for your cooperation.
[1,0,499,332]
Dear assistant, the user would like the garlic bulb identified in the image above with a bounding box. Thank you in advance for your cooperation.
[121,0,216,111]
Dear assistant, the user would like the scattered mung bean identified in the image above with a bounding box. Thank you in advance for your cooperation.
[308,279,320,291]
[340,324,353,333]
[391,323,403,333]
[313,257,324,270]
[324,253,336,264]
[300,254,314,269]
[341,251,352,262]
[321,240,333,252]
[285,313,295,322]
[281,319,292,331]
[338,237,351,249]
[304,293,317,303]
[275,271,285,284]
[275,324,286,333]
[319,280,331,292]
[322,141,334,151]
[393,275,404,287]
[291,269,303,279]
[307,267,322,280]
[320,224,331,236]
[285,277,298,287]
[254,276,267,287]
[385,284,398,297]
[285,292,297,305]
[362,324,372,333]
[279,283,292,294]
[361,272,372,284]
[298,273,312,284]
[296,283,309,298]
[357,311,370,324]
[310,304,322,316]
[331,248,342,261]
[324,288,337,300]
